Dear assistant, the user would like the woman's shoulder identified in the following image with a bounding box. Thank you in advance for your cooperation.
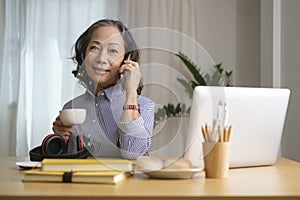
[63,92,92,109]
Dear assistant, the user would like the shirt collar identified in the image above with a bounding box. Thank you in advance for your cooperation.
[85,82,124,102]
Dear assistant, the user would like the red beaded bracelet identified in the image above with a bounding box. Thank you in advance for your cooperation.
[123,104,140,112]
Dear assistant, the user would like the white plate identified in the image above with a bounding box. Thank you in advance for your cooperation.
[142,168,203,179]
[15,161,41,169]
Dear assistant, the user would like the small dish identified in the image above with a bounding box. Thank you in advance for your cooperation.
[141,168,203,179]
[15,161,41,170]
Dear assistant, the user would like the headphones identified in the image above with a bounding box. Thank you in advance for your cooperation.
[29,134,93,161]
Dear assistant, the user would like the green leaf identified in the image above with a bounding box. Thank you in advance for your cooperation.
[167,104,176,116]
[175,52,207,86]
[154,108,166,121]
[225,70,233,86]
[181,104,186,114]
[154,51,234,128]
[210,67,222,86]
[175,103,181,114]
[177,78,194,99]
[186,106,191,115]
[215,63,223,74]
[191,81,199,89]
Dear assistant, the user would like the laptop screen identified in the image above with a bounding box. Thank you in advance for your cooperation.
[184,86,290,168]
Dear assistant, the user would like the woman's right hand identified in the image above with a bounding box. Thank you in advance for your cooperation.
[52,116,75,142]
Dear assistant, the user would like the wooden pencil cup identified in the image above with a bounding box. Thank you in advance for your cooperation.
[202,142,230,178]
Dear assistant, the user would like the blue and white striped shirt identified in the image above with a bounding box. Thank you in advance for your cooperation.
[63,83,155,160]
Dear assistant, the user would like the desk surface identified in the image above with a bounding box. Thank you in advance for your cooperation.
[0,157,300,200]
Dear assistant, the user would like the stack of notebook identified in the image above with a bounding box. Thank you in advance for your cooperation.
[22,158,133,184]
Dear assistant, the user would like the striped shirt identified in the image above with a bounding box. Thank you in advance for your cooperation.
[63,83,155,160]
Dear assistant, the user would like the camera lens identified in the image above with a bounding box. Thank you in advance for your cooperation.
[44,135,65,155]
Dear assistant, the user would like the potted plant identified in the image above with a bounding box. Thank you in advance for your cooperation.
[150,51,234,157]
[154,51,234,128]
[150,52,234,157]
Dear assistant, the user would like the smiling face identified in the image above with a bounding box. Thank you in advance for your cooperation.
[84,26,125,92]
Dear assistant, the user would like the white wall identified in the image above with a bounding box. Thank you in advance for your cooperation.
[260,0,300,162]
[235,0,261,87]
[281,0,300,161]
[0,1,4,67]
[260,0,273,87]
[186,0,261,87]
[193,0,261,88]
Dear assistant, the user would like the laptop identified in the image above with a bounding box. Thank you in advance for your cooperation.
[184,86,290,168]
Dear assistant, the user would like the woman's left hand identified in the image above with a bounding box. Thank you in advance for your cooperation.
[119,60,141,96]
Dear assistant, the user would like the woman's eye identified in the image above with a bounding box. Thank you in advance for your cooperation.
[109,49,118,54]
[90,46,100,51]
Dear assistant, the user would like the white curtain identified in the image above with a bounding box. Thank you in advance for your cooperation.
[0,0,119,156]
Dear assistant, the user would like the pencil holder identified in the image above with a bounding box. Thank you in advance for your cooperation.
[202,142,230,178]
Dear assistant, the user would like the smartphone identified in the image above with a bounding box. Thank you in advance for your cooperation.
[124,52,131,61]
[120,53,131,89]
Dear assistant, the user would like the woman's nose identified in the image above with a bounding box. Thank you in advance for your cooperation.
[96,50,108,63]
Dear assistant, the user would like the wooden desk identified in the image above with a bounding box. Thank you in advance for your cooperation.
[0,157,300,200]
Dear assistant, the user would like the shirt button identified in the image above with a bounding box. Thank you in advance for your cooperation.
[95,103,98,107]
[92,119,96,123]
[100,92,105,96]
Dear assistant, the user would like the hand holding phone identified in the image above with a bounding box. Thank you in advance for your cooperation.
[120,53,141,95]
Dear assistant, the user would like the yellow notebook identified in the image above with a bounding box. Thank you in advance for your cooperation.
[41,158,133,172]
[22,169,128,184]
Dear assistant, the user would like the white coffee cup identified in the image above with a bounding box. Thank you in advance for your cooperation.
[59,109,86,126]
